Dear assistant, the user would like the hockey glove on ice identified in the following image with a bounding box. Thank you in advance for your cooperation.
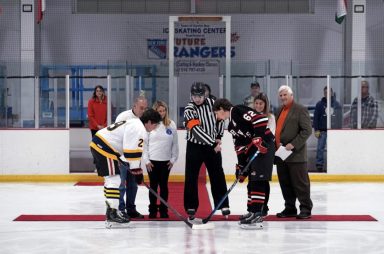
[130,168,144,185]
[252,137,268,154]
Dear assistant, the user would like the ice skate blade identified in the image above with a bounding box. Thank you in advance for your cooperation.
[105,220,131,229]
[239,223,263,230]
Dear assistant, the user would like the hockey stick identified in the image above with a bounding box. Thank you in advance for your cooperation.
[142,182,214,230]
[118,159,213,230]
[202,150,260,224]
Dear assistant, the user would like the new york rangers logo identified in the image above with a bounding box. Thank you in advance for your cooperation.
[147,39,167,59]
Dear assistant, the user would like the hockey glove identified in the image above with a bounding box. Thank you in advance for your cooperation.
[130,168,144,185]
[252,137,268,154]
[235,164,247,183]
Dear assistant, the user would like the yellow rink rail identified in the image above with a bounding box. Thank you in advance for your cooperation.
[0,174,384,183]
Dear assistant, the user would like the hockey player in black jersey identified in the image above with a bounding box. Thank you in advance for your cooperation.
[213,98,276,229]
[183,82,230,221]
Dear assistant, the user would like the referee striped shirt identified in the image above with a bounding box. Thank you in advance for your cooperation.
[184,97,224,146]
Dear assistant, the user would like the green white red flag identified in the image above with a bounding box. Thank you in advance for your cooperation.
[336,0,347,24]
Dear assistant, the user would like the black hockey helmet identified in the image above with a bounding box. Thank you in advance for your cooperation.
[190,82,206,96]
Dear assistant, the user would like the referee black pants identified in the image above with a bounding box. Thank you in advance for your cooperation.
[184,142,229,212]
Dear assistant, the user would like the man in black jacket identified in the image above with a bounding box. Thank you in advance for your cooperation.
[313,87,342,172]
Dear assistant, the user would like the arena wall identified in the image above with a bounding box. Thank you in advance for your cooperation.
[0,129,383,179]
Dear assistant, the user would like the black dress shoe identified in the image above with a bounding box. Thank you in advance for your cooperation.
[187,209,196,220]
[160,212,169,218]
[296,211,311,219]
[128,210,144,219]
[148,211,157,218]
[276,209,297,218]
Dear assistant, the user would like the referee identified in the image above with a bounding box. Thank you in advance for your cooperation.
[183,82,230,220]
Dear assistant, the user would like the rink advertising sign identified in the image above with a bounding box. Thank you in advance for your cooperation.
[164,23,237,58]
[175,59,219,74]
[146,22,239,60]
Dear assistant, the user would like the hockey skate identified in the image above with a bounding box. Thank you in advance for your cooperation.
[239,212,263,230]
[105,202,130,229]
[238,212,252,222]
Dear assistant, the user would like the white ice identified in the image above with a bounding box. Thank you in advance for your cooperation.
[1,182,384,254]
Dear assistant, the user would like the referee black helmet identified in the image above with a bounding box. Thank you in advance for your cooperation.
[191,82,206,96]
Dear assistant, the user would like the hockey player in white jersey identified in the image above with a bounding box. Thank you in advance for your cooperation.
[90,108,161,228]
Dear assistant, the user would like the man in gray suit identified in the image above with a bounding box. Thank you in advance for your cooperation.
[274,85,313,219]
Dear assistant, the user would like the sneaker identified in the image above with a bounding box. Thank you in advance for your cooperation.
[276,209,297,218]
[239,212,263,229]
[128,210,144,219]
[221,207,231,216]
[187,209,196,220]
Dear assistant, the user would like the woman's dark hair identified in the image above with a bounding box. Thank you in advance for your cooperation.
[213,98,233,112]
[92,85,105,100]
[253,93,270,114]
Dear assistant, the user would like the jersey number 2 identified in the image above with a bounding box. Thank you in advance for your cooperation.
[138,139,144,148]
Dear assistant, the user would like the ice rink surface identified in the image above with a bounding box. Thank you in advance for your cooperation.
[1,181,384,254]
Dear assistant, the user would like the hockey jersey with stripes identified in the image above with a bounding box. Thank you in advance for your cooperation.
[89,118,146,169]
[228,105,275,167]
[184,97,224,146]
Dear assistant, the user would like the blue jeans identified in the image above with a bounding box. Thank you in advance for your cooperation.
[316,131,327,166]
[118,163,138,212]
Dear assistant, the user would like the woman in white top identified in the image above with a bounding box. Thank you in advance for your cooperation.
[143,101,179,218]
[254,93,276,135]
